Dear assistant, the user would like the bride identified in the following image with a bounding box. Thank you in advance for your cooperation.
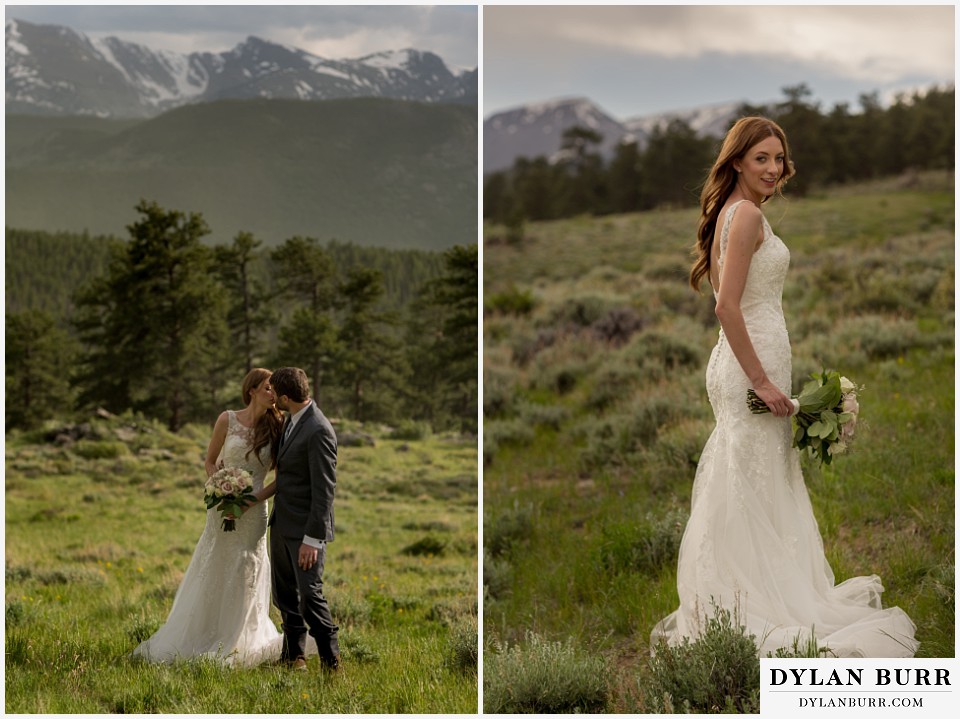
[651,117,918,658]
[133,367,294,666]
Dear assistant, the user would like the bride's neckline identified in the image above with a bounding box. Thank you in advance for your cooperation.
[232,409,255,429]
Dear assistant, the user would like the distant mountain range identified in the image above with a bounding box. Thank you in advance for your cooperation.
[484,97,742,173]
[6,17,477,118]
[6,98,477,250]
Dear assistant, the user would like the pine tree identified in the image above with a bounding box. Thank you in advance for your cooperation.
[72,200,230,431]
[334,267,406,422]
[407,244,478,433]
[5,311,76,430]
[214,231,273,373]
[270,236,339,396]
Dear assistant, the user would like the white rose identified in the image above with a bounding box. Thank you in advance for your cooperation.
[839,376,856,393]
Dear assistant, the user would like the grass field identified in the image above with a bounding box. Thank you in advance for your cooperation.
[482,171,954,712]
[5,414,478,712]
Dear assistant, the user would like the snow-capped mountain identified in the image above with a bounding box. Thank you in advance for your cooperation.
[483,97,635,174]
[5,18,477,117]
[484,97,743,173]
[623,101,743,139]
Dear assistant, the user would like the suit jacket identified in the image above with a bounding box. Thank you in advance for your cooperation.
[269,401,337,542]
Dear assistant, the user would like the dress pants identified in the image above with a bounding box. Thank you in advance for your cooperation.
[270,530,340,665]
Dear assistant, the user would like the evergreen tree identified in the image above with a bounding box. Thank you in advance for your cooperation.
[557,126,607,215]
[408,244,478,433]
[270,236,338,395]
[334,267,406,422]
[5,311,76,430]
[607,140,644,213]
[214,231,273,373]
[73,200,230,431]
[639,119,713,209]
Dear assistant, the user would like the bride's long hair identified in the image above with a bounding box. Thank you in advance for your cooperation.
[689,116,795,292]
[242,368,282,468]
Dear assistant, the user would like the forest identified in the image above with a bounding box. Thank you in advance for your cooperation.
[483,84,955,225]
[5,201,477,434]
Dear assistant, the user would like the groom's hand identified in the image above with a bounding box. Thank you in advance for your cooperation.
[298,543,318,570]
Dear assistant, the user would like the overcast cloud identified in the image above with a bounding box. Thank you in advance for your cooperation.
[5,4,478,70]
[484,5,954,119]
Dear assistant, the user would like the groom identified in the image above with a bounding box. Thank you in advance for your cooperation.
[268,366,340,671]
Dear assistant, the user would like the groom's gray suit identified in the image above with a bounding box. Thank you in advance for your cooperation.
[269,399,340,666]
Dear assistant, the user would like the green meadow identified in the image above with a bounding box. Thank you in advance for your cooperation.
[483,171,954,712]
[5,415,478,713]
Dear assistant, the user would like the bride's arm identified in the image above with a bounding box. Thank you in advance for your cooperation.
[714,204,793,417]
[253,477,277,504]
[204,412,229,477]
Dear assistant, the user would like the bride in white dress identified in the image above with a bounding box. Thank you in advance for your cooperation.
[651,117,918,658]
[133,368,289,666]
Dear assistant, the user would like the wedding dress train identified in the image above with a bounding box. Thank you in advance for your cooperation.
[651,200,918,658]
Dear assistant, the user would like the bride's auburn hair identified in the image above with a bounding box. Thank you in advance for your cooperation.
[689,116,796,292]
[242,367,282,468]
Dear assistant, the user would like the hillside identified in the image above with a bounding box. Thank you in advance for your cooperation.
[5,97,477,250]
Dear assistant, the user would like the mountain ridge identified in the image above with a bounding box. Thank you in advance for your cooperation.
[6,17,477,118]
[483,97,744,173]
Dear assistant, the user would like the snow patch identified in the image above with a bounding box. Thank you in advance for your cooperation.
[6,19,30,56]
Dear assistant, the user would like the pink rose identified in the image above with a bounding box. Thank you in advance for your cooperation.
[842,394,859,415]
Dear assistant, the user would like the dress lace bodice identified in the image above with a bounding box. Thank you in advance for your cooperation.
[221,411,271,492]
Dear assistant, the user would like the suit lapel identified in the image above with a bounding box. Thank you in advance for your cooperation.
[278,402,314,462]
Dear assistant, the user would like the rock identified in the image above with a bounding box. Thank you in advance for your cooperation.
[339,432,376,447]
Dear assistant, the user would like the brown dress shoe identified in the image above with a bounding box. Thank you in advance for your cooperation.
[288,657,307,671]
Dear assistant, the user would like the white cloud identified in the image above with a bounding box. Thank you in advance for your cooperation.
[486,5,954,85]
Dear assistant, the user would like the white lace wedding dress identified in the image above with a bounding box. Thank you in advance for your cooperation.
[133,410,285,666]
[651,200,918,658]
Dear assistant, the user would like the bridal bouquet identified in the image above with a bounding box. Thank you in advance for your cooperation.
[747,370,860,466]
[204,467,256,531]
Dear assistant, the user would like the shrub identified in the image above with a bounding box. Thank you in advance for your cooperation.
[127,614,162,644]
[401,520,454,533]
[516,401,569,430]
[584,361,643,411]
[485,286,536,316]
[543,294,620,329]
[598,506,687,576]
[342,635,381,664]
[484,632,609,713]
[590,306,646,346]
[334,594,373,626]
[577,394,682,469]
[641,605,760,714]
[627,329,703,372]
[401,535,446,557]
[833,315,923,360]
[73,440,128,460]
[483,368,519,418]
[447,614,478,673]
[388,420,430,441]
[528,359,586,396]
[485,418,535,449]
[485,503,534,557]
[483,548,513,600]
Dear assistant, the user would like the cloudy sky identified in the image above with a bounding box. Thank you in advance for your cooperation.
[5,3,479,70]
[484,4,955,119]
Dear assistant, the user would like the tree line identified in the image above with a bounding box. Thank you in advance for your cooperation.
[6,201,477,434]
[484,84,955,225]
